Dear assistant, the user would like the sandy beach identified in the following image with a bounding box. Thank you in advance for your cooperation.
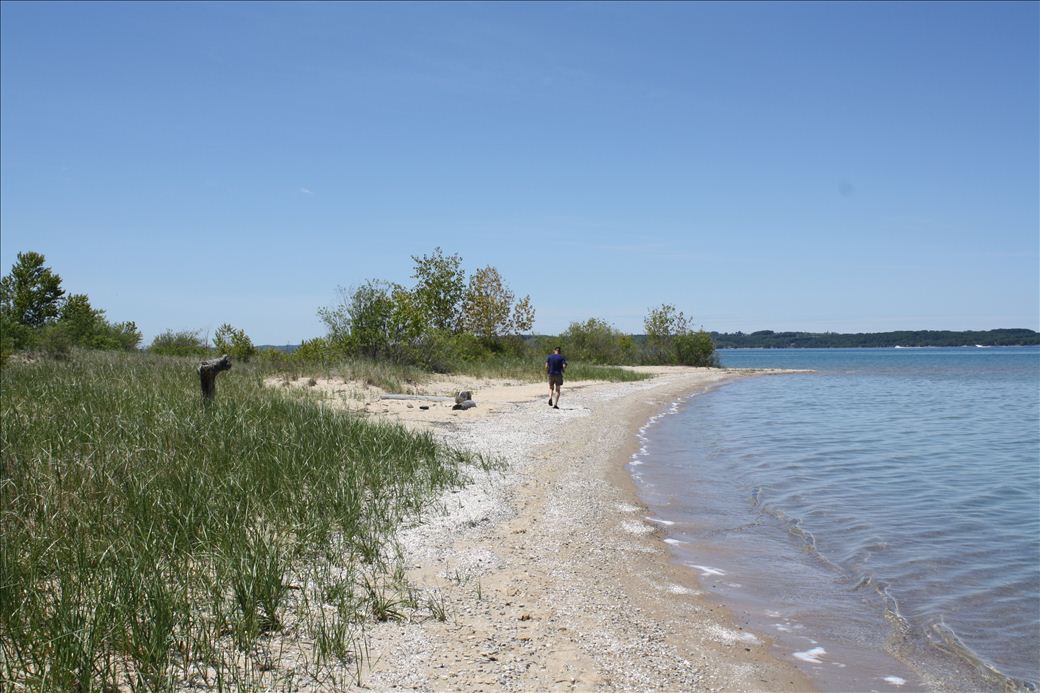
[292,366,816,691]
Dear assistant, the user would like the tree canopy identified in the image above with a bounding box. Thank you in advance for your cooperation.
[1,251,65,328]
[1,252,141,358]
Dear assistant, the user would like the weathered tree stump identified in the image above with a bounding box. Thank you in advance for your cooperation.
[198,355,232,400]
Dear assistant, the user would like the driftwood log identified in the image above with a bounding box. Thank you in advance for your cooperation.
[198,355,232,400]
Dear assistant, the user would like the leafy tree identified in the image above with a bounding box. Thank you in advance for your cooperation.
[57,293,141,351]
[1,251,65,328]
[319,255,537,366]
[461,266,516,339]
[318,280,424,361]
[644,303,690,341]
[411,247,466,332]
[511,295,536,335]
[213,323,257,362]
[60,294,104,345]
[642,304,716,366]
[148,329,209,357]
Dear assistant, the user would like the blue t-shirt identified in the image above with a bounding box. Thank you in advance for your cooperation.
[546,353,567,375]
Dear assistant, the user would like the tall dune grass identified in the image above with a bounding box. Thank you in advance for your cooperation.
[0,351,482,689]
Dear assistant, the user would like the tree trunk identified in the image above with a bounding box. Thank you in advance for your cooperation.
[198,355,232,400]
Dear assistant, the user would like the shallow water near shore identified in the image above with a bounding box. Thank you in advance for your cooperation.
[630,347,1040,691]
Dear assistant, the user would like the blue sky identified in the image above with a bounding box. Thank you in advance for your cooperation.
[2,1,1037,344]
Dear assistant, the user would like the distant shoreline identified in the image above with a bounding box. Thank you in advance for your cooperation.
[710,328,1039,349]
[717,343,1039,349]
[255,329,1040,354]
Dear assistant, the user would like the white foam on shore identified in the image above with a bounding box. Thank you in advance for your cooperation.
[663,537,687,545]
[645,517,675,526]
[793,646,827,664]
[665,583,700,595]
[793,646,826,663]
[621,520,655,535]
[883,676,907,686]
[687,564,726,577]
[773,623,793,632]
[706,625,762,645]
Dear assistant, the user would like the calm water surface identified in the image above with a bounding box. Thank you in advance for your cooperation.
[630,347,1039,691]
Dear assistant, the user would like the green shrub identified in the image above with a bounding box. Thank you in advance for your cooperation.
[639,305,718,367]
[319,280,424,363]
[674,331,719,367]
[255,346,292,370]
[148,329,209,357]
[36,322,73,360]
[292,336,333,367]
[561,318,637,365]
[213,323,257,362]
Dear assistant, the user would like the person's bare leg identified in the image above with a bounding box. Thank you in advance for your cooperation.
[553,383,561,408]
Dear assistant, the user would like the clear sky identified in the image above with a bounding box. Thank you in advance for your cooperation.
[2,1,1037,344]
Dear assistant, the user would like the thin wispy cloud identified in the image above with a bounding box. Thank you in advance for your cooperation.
[298,187,314,195]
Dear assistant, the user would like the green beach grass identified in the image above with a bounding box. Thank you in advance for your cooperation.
[0,349,647,690]
[0,350,490,690]
[267,354,651,390]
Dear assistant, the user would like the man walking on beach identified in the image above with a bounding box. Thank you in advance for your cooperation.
[546,346,567,409]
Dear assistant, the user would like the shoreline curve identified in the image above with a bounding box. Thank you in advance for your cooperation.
[356,365,815,691]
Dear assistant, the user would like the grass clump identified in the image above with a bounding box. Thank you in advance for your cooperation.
[0,350,476,689]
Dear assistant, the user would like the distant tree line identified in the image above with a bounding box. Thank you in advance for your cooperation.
[710,329,1040,349]
[0,252,258,364]
[1,248,719,368]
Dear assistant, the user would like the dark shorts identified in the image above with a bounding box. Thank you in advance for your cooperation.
[548,373,564,387]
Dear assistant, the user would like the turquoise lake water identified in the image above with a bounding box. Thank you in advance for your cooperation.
[630,347,1039,691]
